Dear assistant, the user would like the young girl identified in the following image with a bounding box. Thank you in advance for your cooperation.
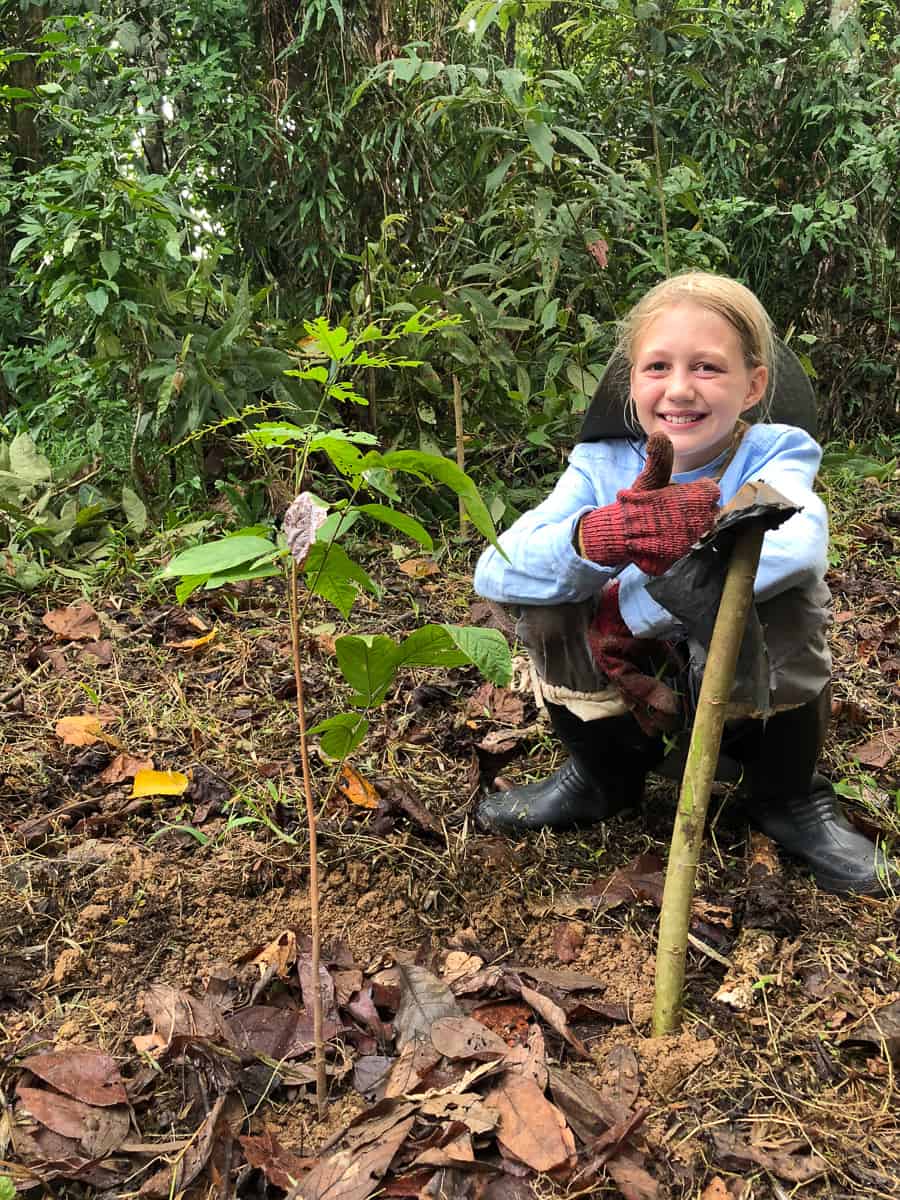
[473,272,896,897]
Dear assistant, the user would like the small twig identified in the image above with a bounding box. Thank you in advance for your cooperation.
[0,658,51,706]
[289,562,327,1119]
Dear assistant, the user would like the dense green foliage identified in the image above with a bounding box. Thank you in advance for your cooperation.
[2,0,897,521]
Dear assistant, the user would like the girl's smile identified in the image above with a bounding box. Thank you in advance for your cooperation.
[630,302,768,473]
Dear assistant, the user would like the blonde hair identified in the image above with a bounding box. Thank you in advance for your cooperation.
[618,271,775,375]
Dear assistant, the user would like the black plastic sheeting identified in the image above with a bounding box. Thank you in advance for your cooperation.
[647,482,799,715]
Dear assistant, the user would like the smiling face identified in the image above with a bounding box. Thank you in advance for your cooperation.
[630,302,768,473]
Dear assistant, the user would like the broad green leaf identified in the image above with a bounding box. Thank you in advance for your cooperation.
[355,504,433,549]
[525,120,555,168]
[553,125,600,163]
[358,450,499,548]
[442,625,512,685]
[100,250,121,279]
[304,542,379,618]
[204,563,281,587]
[335,634,399,706]
[175,575,207,603]
[85,288,109,316]
[162,535,277,578]
[310,712,369,759]
[310,434,367,477]
[9,434,52,484]
[394,625,472,670]
[485,151,517,194]
[541,69,584,94]
[121,485,147,533]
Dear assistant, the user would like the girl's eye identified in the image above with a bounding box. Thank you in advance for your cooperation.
[644,361,668,372]
[695,362,723,373]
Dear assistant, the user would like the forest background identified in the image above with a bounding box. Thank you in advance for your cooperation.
[2,0,898,581]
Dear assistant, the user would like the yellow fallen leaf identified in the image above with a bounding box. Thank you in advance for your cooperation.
[55,713,112,746]
[339,764,379,809]
[131,769,190,798]
[166,627,217,650]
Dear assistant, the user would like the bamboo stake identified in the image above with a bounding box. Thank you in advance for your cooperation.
[288,562,327,1117]
[451,374,466,530]
[652,523,766,1036]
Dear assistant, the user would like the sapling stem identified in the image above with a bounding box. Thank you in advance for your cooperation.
[288,562,327,1118]
[652,524,765,1036]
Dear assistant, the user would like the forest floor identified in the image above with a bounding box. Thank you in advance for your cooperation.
[1,468,899,1200]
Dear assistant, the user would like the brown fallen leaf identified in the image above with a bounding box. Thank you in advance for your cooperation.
[416,1132,477,1172]
[43,602,101,641]
[840,998,900,1061]
[292,1116,414,1200]
[700,1178,732,1200]
[398,557,440,578]
[227,1006,339,1062]
[19,1050,127,1107]
[430,1017,510,1062]
[384,1040,443,1098]
[55,712,114,747]
[519,985,591,1059]
[298,954,338,1022]
[553,922,585,965]
[547,1065,632,1143]
[711,1131,828,1182]
[606,1150,662,1200]
[852,727,900,769]
[465,683,525,725]
[78,639,114,666]
[486,1074,575,1172]
[395,963,462,1050]
[99,753,155,786]
[131,769,189,798]
[600,1045,641,1109]
[239,1132,315,1190]
[139,1094,228,1196]
[142,983,232,1047]
[16,1086,129,1159]
[340,763,379,809]
[416,1093,498,1135]
[512,964,606,992]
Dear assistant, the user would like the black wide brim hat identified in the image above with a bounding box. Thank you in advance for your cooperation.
[577,340,817,443]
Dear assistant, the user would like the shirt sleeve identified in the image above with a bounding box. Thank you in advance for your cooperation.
[473,446,625,604]
[743,426,829,603]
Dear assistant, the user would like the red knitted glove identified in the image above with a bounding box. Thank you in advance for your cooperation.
[578,433,720,576]
[588,582,682,734]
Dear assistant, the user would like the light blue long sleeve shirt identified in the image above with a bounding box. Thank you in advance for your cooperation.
[473,424,829,640]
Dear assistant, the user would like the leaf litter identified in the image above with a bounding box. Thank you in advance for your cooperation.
[2,505,900,1198]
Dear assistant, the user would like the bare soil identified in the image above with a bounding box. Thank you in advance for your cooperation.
[2,472,899,1199]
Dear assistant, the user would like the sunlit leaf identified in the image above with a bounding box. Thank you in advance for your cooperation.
[131,769,190,798]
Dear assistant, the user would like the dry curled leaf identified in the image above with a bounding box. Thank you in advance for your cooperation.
[340,764,379,809]
[42,602,101,641]
[398,557,440,578]
[284,492,328,567]
[486,1074,575,1172]
[99,753,154,785]
[166,627,217,650]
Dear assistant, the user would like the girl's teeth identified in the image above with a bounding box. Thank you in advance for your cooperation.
[663,415,702,425]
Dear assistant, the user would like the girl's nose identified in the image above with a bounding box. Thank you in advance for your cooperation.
[664,368,694,401]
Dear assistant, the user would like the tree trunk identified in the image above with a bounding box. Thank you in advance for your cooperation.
[10,4,46,174]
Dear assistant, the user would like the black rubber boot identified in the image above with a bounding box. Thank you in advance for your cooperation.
[751,774,900,896]
[728,691,900,897]
[475,705,661,834]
